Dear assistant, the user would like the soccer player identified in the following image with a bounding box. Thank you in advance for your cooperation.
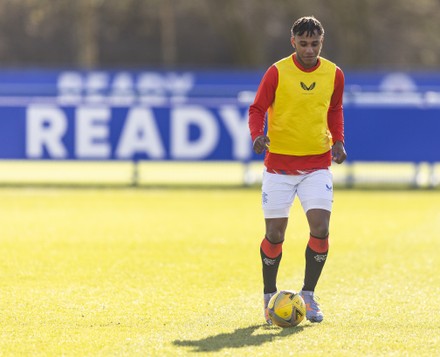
[248,16,346,324]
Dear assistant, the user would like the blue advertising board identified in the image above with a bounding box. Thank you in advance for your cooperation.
[0,104,251,161]
[0,69,439,163]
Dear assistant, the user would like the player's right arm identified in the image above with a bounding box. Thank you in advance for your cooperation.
[252,135,271,154]
[248,65,278,154]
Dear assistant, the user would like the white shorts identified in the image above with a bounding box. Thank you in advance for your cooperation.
[262,169,333,219]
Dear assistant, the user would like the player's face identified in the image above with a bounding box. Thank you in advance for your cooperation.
[291,31,323,69]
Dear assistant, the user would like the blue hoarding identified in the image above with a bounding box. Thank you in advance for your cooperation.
[0,69,439,162]
[0,104,251,161]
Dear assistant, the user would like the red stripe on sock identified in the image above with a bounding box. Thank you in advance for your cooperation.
[308,234,329,253]
[261,237,283,258]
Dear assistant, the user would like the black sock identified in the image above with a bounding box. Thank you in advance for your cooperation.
[302,244,328,292]
[260,237,283,294]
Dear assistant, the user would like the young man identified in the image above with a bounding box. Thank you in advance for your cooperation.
[248,16,347,324]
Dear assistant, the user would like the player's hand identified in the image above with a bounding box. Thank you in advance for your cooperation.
[332,141,347,164]
[252,135,270,154]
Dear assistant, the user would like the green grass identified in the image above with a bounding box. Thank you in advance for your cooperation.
[0,188,439,356]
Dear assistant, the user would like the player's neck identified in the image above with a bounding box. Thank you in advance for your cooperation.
[293,53,320,72]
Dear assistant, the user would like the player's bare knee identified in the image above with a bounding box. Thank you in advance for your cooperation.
[265,229,285,244]
[310,224,329,239]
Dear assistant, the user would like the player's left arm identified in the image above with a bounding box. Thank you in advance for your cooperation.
[328,67,347,164]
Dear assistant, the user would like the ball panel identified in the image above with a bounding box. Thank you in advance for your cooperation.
[268,310,292,328]
[272,292,294,320]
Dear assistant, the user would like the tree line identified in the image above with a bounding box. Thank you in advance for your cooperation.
[0,0,439,70]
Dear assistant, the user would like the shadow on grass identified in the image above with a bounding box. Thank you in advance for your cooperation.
[173,323,309,353]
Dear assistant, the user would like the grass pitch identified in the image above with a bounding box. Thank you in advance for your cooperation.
[0,188,439,356]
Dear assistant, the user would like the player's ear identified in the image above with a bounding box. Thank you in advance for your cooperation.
[290,36,296,49]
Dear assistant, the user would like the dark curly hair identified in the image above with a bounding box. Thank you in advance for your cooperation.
[291,16,324,37]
